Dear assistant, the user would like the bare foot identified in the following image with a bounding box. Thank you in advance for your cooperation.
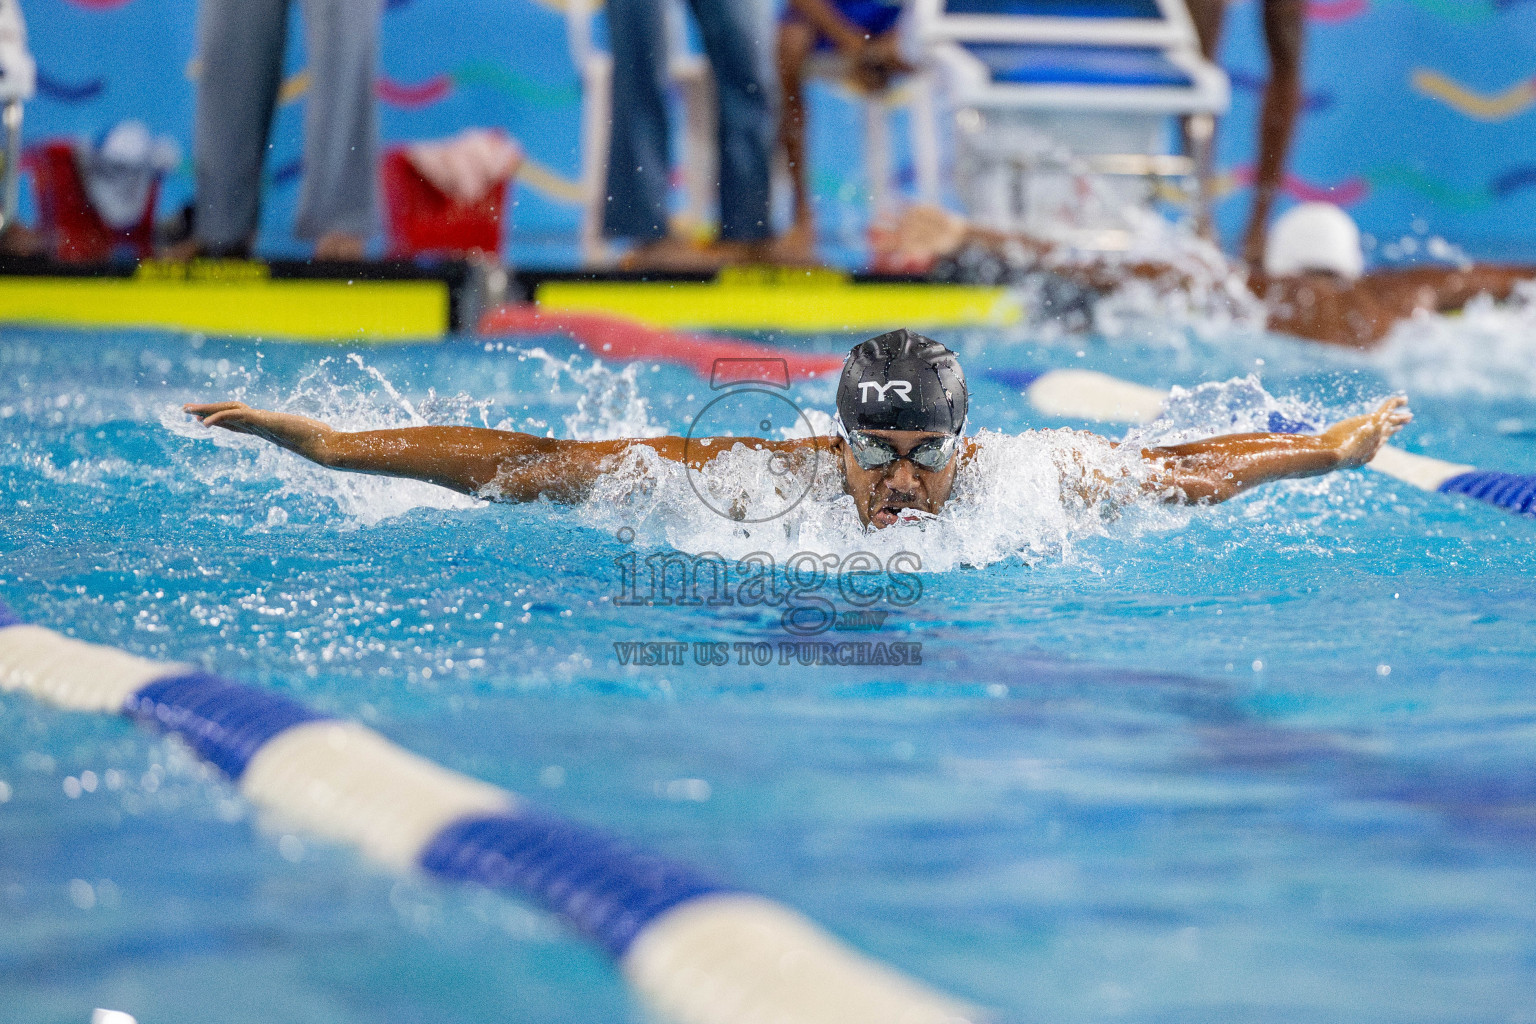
[159,237,202,262]
[313,233,366,261]
[619,235,726,273]
[1324,396,1412,468]
[706,238,775,266]
[848,35,914,93]
[161,236,256,261]
[769,221,819,266]
[0,223,42,258]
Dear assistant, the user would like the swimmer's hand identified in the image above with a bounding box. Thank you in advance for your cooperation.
[1321,396,1412,468]
[1143,395,1412,504]
[184,401,334,461]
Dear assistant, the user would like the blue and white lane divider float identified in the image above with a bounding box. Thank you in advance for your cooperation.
[0,605,983,1024]
[997,366,1536,517]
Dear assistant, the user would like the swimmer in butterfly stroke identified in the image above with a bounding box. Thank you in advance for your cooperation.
[186,329,1410,530]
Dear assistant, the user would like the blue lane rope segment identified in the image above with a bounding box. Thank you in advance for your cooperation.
[123,672,332,781]
[1266,411,1317,434]
[984,367,1048,392]
[1437,471,1536,516]
[420,811,734,958]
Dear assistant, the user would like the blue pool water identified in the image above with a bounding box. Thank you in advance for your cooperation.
[3,308,1535,1023]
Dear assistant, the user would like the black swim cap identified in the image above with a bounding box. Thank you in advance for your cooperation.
[836,329,967,435]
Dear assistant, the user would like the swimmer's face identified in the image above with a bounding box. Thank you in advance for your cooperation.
[834,429,960,529]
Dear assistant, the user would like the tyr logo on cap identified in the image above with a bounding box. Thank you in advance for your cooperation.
[858,380,912,403]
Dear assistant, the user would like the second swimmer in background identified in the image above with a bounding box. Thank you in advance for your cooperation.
[874,202,1536,348]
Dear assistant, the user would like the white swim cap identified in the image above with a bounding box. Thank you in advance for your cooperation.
[1264,202,1364,280]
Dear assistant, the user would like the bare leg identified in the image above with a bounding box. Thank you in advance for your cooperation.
[777,20,816,234]
[1148,397,1411,504]
[1187,0,1227,59]
[313,232,365,260]
[1183,0,1227,239]
[1241,0,1306,271]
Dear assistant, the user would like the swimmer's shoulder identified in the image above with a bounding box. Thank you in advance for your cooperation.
[619,433,827,469]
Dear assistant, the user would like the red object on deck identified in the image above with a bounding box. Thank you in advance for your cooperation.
[26,141,158,263]
[381,148,505,258]
[478,304,846,381]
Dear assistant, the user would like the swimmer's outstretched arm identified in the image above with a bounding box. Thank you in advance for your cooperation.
[183,402,812,501]
[1141,396,1411,504]
[1363,264,1536,314]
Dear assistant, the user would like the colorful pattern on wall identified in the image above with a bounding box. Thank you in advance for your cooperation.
[1412,68,1536,122]
[1212,0,1536,257]
[272,66,581,111]
[20,0,1536,262]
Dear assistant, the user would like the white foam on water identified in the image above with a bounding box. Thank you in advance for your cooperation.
[1372,280,1536,398]
[1080,212,1266,345]
[1123,374,1329,449]
[1066,214,1536,398]
[515,348,666,442]
[996,210,1534,371]
[1006,209,1267,346]
[575,426,1169,572]
[160,350,664,526]
[161,372,478,527]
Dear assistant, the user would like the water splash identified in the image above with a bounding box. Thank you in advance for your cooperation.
[508,347,665,441]
[1374,281,1536,398]
[1078,212,1266,345]
[158,350,1332,567]
[162,356,481,526]
[1125,374,1328,448]
[959,208,1266,344]
[576,426,1165,571]
[162,349,668,527]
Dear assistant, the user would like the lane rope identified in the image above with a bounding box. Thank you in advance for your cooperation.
[0,604,984,1024]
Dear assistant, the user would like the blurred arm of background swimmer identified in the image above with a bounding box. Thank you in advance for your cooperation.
[183,402,817,501]
[1139,397,1410,503]
[1362,265,1536,317]
[872,205,1199,288]
[1260,266,1536,348]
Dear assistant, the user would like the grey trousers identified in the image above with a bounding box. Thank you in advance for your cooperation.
[193,0,382,250]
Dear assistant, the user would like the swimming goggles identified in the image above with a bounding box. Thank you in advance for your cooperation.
[837,419,961,472]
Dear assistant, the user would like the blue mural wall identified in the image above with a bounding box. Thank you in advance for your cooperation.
[19,0,1536,265]
[1217,0,1536,263]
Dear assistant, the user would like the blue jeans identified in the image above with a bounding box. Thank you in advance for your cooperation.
[603,0,776,243]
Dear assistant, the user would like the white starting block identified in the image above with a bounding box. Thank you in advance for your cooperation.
[914,0,1227,247]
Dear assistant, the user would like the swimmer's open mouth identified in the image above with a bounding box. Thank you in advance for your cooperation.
[871,502,928,527]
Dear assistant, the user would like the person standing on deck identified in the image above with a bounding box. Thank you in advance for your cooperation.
[605,0,778,271]
[1186,0,1306,269]
[775,0,912,263]
[185,0,382,260]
